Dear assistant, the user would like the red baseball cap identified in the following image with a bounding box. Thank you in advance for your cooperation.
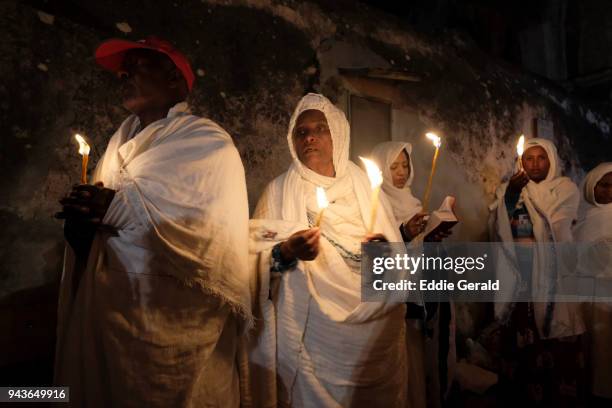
[94,36,195,91]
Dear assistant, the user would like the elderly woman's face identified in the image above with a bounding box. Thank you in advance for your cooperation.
[594,172,612,204]
[390,150,411,188]
[293,109,335,177]
[522,146,550,183]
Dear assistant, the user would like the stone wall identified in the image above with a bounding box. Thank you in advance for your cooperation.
[1,0,610,305]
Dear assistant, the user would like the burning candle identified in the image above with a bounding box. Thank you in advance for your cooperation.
[360,157,383,234]
[422,132,442,212]
[75,134,90,184]
[314,186,329,227]
[516,134,525,171]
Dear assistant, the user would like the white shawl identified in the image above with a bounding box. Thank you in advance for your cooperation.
[91,102,251,320]
[575,162,612,244]
[371,141,423,226]
[489,138,584,339]
[55,102,250,407]
[574,163,612,398]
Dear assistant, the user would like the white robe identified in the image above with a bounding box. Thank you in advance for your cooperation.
[489,138,584,339]
[55,102,251,407]
[243,94,410,408]
[574,162,612,398]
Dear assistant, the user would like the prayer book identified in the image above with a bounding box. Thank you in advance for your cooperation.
[424,195,458,240]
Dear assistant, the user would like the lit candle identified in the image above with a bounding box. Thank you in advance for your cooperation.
[360,157,383,234]
[422,132,442,212]
[314,186,329,227]
[75,134,90,184]
[516,134,525,171]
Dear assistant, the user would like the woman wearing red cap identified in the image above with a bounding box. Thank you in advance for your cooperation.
[56,39,250,407]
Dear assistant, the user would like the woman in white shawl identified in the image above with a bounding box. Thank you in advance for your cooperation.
[370,142,426,240]
[371,141,455,408]
[489,138,585,405]
[245,94,411,407]
[574,163,612,404]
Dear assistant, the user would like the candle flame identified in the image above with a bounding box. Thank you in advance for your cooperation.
[316,186,329,210]
[426,132,441,148]
[75,134,90,156]
[516,134,525,156]
[359,157,383,188]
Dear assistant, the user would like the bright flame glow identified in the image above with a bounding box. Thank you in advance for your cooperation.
[426,132,441,148]
[359,157,383,188]
[316,186,329,210]
[75,134,90,156]
[516,134,525,156]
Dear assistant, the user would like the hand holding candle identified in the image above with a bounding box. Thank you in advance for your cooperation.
[314,186,329,227]
[360,157,383,234]
[422,132,442,213]
[74,134,90,184]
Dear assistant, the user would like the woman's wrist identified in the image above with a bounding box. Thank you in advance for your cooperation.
[271,242,298,273]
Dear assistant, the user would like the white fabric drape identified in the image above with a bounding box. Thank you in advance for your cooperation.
[575,162,612,242]
[574,163,612,399]
[55,102,250,407]
[244,93,410,407]
[489,138,584,339]
[371,141,423,226]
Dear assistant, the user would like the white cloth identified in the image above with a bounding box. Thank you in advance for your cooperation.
[371,141,423,226]
[575,162,612,242]
[55,102,251,407]
[370,143,427,408]
[574,163,612,398]
[489,138,584,339]
[244,93,410,407]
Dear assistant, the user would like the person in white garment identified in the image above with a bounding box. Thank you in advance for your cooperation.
[574,163,612,405]
[370,142,426,241]
[489,137,585,405]
[371,141,455,408]
[244,93,411,407]
[55,37,251,407]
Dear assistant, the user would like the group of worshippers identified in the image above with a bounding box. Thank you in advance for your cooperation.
[54,37,611,407]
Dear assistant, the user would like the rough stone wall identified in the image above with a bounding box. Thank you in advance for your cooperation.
[1,0,610,302]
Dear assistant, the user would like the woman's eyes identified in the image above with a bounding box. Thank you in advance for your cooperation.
[295,125,328,137]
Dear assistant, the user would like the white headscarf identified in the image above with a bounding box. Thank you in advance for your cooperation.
[286,93,350,187]
[371,141,422,226]
[584,162,612,207]
[521,137,563,181]
[517,138,578,242]
[575,162,612,243]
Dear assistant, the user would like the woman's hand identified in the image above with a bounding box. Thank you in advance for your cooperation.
[280,228,321,261]
[402,212,428,240]
[508,170,529,194]
[56,182,115,257]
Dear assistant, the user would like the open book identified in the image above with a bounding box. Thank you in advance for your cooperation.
[424,196,458,240]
